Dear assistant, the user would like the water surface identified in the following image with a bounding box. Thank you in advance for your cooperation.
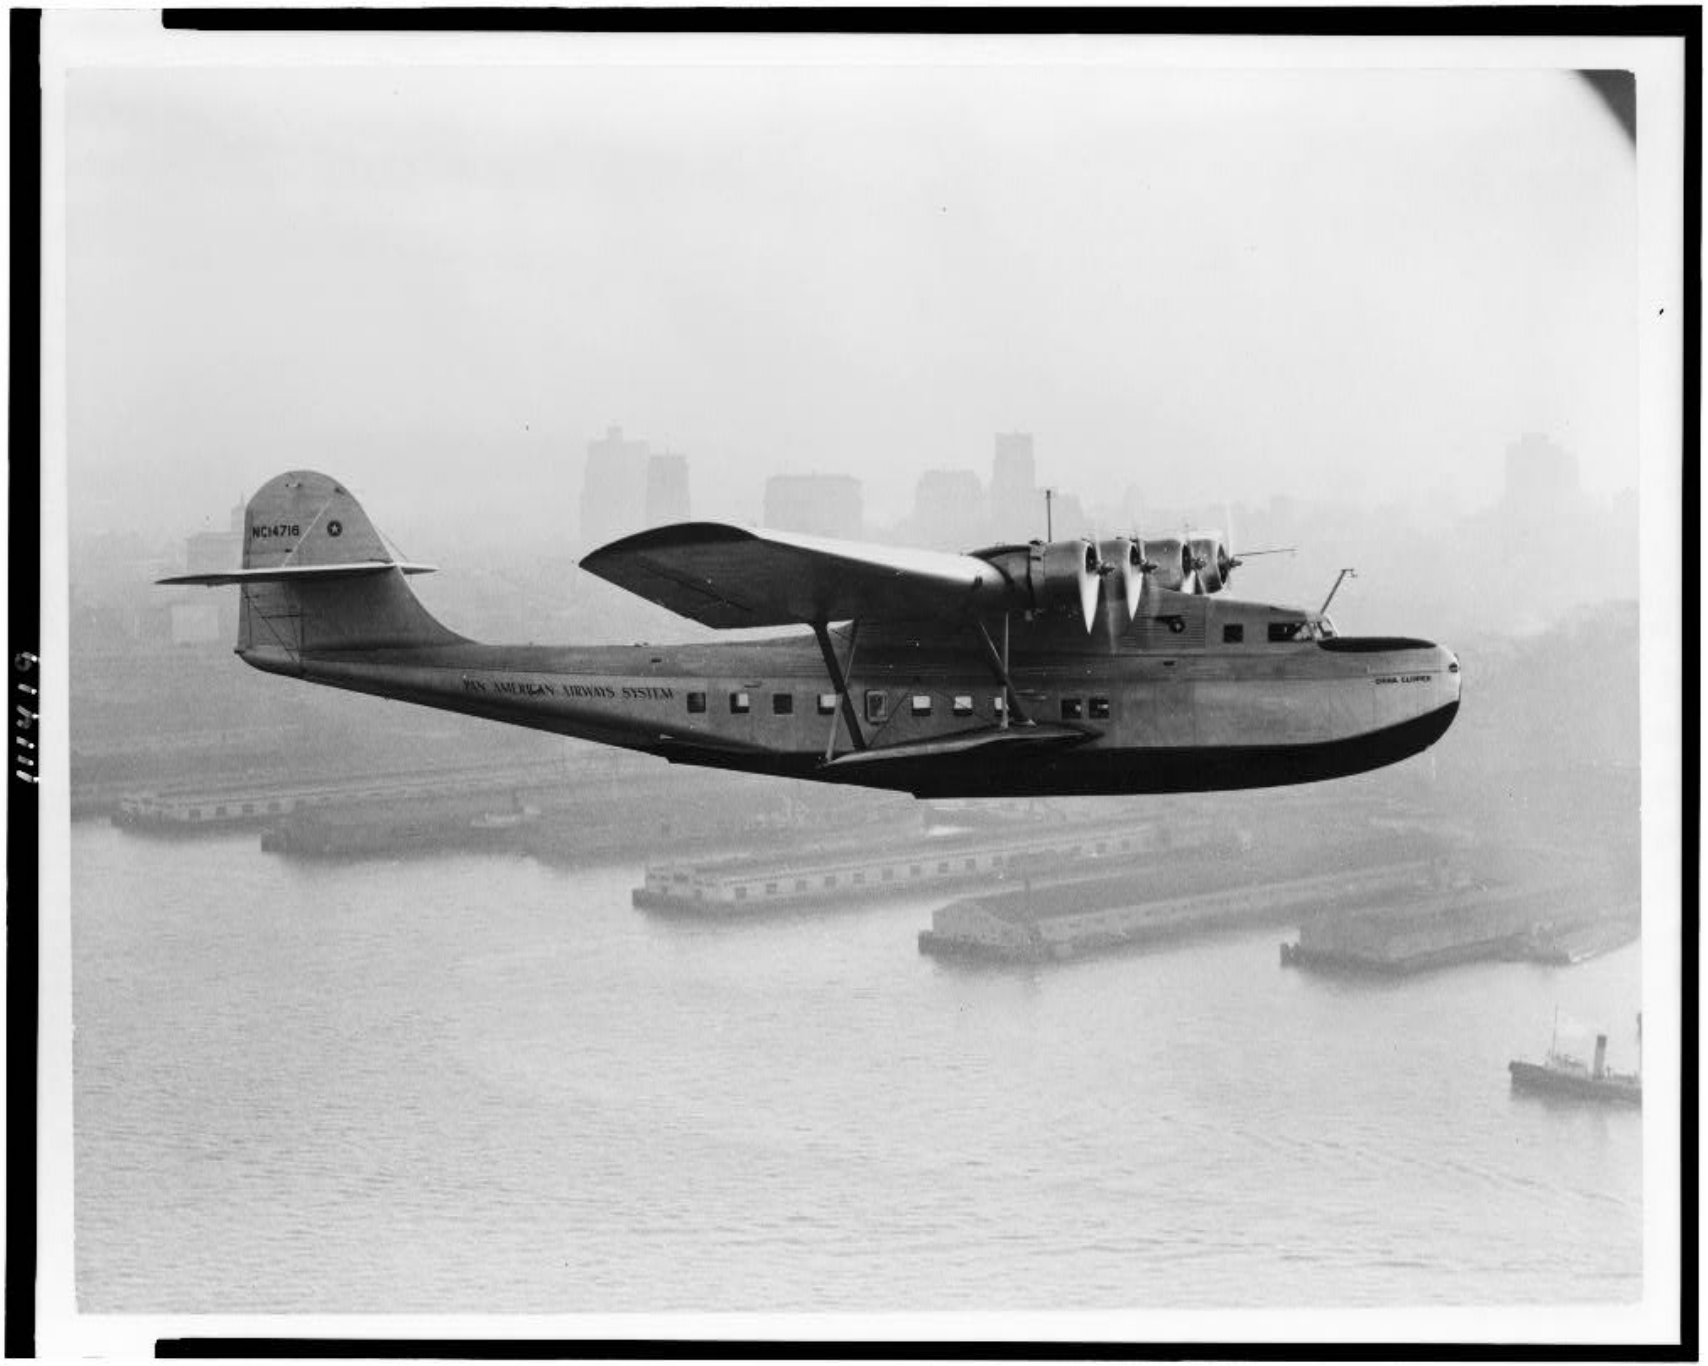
[73,825,1642,1313]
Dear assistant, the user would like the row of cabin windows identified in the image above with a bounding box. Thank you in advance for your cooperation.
[1223,622,1308,644]
[683,690,1113,722]
[682,627,1308,718]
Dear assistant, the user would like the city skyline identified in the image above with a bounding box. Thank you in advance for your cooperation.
[82,423,1634,656]
[63,46,1639,559]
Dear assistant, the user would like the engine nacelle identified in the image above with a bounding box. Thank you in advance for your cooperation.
[1142,536,1193,593]
[977,538,1102,631]
[1186,534,1234,594]
[1097,537,1147,621]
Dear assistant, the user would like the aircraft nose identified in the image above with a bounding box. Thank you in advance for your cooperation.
[1443,646,1461,697]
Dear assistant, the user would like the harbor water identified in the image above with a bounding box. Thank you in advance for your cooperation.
[72,822,1642,1313]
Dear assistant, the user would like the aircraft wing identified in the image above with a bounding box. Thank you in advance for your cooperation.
[580,523,1014,628]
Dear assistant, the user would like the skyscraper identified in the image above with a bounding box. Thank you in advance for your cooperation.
[763,474,864,540]
[645,452,691,527]
[991,431,1039,540]
[1502,432,1582,512]
[911,469,986,550]
[579,425,651,548]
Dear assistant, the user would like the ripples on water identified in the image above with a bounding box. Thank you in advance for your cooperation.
[72,825,1642,1313]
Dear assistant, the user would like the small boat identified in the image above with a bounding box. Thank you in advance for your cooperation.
[469,803,541,831]
[1509,1011,1641,1106]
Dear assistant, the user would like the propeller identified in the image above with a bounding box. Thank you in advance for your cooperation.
[1183,535,1218,594]
[1221,500,1297,586]
[1036,537,1102,632]
[1096,536,1148,622]
[1179,505,1294,594]
[1076,540,1101,631]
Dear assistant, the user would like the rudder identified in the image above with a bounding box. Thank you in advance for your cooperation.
[220,471,464,658]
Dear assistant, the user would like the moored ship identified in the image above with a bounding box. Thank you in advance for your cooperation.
[1509,1014,1641,1106]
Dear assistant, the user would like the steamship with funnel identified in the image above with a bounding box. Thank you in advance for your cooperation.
[1508,1013,1641,1106]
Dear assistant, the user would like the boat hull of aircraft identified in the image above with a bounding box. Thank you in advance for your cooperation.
[234,630,1460,797]
[164,471,1461,798]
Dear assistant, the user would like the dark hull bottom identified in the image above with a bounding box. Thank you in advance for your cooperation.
[1508,1061,1641,1106]
[648,701,1461,798]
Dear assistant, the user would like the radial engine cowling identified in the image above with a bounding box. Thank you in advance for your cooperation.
[1098,537,1147,621]
[1142,536,1192,593]
[1185,535,1235,595]
[978,538,1102,631]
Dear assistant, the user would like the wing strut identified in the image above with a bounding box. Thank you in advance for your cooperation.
[972,615,1030,727]
[812,621,866,756]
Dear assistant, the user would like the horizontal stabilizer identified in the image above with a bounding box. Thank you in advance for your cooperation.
[158,561,436,587]
[821,723,1092,770]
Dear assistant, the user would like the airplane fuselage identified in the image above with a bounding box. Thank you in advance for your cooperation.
[239,589,1460,797]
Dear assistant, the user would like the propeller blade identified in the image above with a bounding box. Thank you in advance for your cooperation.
[1079,566,1100,633]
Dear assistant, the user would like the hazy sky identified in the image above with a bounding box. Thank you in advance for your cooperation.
[60,33,1638,552]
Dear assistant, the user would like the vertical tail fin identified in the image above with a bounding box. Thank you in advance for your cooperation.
[159,470,465,659]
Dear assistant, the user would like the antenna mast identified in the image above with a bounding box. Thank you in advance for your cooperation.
[1319,568,1357,616]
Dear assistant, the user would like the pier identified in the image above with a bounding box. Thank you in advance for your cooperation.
[111,759,578,832]
[918,860,1436,963]
[632,818,1212,913]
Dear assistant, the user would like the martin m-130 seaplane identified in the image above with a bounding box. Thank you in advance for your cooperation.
[160,470,1460,797]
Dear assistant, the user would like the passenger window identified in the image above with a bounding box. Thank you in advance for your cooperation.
[817,693,838,715]
[865,690,888,722]
[687,691,707,714]
[911,695,932,716]
[952,695,973,717]
[1061,698,1084,720]
[1089,697,1110,720]
[730,691,751,713]
[772,693,793,715]
[1223,624,1244,644]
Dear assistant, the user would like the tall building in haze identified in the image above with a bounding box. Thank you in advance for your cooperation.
[173,498,246,645]
[645,452,691,527]
[1502,432,1582,512]
[579,425,651,548]
[991,431,1039,540]
[911,469,986,550]
[763,474,864,540]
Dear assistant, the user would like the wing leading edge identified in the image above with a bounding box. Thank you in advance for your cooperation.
[580,522,1016,628]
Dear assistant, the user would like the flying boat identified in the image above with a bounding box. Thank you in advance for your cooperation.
[159,470,1460,797]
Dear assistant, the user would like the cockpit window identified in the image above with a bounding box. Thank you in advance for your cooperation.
[1267,621,1306,643]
